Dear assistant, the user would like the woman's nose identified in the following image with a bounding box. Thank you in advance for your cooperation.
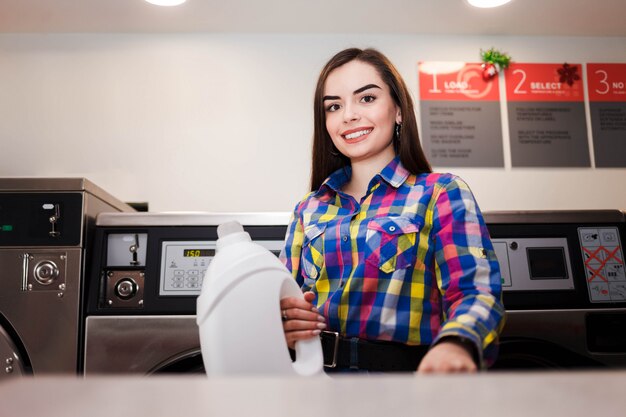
[342,103,359,123]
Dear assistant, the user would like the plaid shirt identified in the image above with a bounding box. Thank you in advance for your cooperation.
[281,157,505,366]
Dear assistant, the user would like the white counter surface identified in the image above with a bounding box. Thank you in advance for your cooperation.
[1,371,624,417]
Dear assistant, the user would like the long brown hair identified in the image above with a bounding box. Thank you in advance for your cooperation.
[310,48,432,191]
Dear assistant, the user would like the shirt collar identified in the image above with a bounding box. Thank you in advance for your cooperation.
[317,156,410,195]
[378,156,411,188]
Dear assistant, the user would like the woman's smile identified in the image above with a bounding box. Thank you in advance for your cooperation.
[342,127,373,143]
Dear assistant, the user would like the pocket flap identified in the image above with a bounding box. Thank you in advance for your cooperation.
[367,216,419,235]
[303,223,327,245]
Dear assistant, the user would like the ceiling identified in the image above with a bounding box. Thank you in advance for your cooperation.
[1,0,625,36]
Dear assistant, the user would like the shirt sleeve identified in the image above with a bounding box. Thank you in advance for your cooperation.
[430,176,506,368]
[279,199,307,288]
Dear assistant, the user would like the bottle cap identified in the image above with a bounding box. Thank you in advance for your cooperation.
[217,221,244,238]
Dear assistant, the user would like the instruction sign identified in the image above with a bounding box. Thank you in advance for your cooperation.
[578,227,626,302]
[587,63,626,167]
[418,62,504,167]
[505,63,590,167]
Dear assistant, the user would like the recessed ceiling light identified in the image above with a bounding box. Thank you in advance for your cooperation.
[145,0,187,6]
[467,0,513,8]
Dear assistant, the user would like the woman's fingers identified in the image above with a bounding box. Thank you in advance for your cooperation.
[283,318,326,332]
[280,295,323,323]
[282,306,325,322]
[280,295,317,311]
[285,329,322,349]
[280,293,326,349]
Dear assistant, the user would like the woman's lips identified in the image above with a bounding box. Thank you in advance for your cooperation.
[341,127,373,143]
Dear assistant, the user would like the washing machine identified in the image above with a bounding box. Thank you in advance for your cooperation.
[83,210,626,374]
[0,178,134,380]
[487,210,626,369]
[83,212,289,374]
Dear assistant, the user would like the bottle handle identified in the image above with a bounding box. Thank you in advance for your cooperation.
[293,335,324,376]
[280,279,324,376]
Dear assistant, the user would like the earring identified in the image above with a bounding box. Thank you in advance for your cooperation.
[395,123,402,138]
[330,147,340,157]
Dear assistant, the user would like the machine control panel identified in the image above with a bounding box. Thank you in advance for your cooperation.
[159,240,284,296]
[492,238,575,292]
[578,227,626,302]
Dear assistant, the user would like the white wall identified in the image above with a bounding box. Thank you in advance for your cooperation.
[1,34,625,212]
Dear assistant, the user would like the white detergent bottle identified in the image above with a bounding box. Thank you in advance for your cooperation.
[196,220,324,376]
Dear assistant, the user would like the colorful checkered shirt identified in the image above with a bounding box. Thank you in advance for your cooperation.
[280,156,505,366]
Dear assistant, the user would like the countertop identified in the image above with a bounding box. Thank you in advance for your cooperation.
[1,371,625,417]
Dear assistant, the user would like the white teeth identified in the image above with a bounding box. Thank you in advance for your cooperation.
[344,129,372,140]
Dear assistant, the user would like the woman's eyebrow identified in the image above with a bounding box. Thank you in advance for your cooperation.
[354,84,381,94]
[323,84,382,101]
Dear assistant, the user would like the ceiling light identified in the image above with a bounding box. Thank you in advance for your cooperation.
[145,0,187,6]
[467,0,513,8]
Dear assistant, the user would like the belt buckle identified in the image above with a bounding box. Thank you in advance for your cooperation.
[322,331,340,368]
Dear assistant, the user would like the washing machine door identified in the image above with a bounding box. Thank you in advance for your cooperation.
[0,325,27,379]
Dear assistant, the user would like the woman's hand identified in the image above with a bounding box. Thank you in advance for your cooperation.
[417,340,478,373]
[280,291,327,349]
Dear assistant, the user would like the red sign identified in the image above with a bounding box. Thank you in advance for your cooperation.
[505,63,584,102]
[418,62,499,102]
[587,63,626,102]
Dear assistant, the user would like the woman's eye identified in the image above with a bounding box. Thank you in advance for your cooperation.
[326,103,341,112]
[361,95,376,103]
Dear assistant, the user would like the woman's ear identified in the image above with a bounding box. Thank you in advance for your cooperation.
[396,108,402,124]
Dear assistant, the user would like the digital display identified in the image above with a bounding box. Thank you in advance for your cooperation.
[183,249,215,258]
[527,247,568,280]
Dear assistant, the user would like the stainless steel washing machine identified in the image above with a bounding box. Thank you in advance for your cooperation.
[0,178,134,380]
[83,210,626,374]
[83,212,290,374]
[487,210,626,369]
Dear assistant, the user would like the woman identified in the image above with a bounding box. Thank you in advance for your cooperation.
[280,48,505,373]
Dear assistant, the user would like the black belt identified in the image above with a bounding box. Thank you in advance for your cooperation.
[320,331,429,372]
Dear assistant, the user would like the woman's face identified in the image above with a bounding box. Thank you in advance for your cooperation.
[323,60,401,164]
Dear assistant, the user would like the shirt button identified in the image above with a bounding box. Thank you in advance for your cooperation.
[389,226,396,232]
[342,235,348,242]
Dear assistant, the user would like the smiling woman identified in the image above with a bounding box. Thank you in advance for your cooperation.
[278,48,506,374]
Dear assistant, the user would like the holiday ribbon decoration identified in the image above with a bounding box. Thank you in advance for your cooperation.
[557,63,581,87]
[480,48,512,81]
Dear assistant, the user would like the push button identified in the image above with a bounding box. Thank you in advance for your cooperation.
[115,278,138,300]
[34,260,59,285]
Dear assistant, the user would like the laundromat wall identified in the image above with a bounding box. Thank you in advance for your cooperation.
[1,34,625,212]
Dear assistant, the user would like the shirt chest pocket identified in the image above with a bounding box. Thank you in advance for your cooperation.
[300,223,326,286]
[365,216,420,274]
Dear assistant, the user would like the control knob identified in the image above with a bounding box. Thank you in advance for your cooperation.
[115,278,138,300]
[34,261,59,285]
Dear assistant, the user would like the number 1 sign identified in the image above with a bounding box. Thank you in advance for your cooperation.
[418,62,504,167]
